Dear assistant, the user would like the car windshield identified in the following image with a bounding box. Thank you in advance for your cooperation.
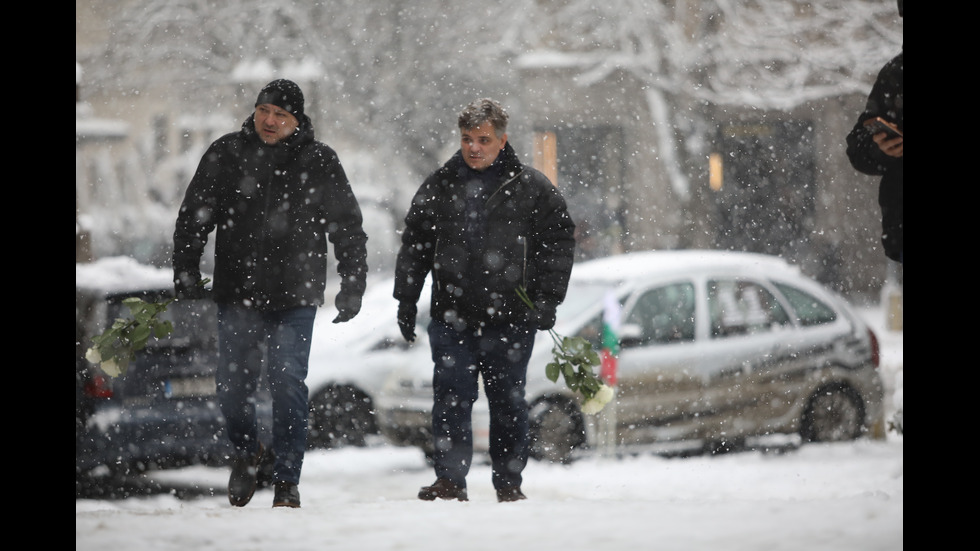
[552,280,632,349]
[556,280,622,320]
[558,281,611,319]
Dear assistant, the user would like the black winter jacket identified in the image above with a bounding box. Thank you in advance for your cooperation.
[846,50,903,263]
[394,143,576,327]
[173,114,368,310]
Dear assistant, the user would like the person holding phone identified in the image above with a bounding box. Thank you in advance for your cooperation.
[846,0,903,263]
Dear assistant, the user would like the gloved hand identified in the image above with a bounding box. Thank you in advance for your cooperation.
[174,275,207,300]
[533,301,557,330]
[332,290,362,323]
[397,302,417,342]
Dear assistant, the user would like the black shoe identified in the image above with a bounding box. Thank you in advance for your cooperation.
[496,487,527,502]
[272,482,301,508]
[418,478,468,501]
[228,443,264,507]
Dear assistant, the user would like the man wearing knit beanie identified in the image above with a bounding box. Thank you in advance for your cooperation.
[174,78,368,508]
[253,78,306,145]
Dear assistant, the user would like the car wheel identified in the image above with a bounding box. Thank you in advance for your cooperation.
[307,385,378,449]
[800,383,865,443]
[529,397,586,464]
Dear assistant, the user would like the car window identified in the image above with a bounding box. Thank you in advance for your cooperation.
[574,314,603,349]
[708,279,789,338]
[559,281,619,319]
[568,288,630,350]
[624,282,695,344]
[104,294,217,350]
[772,282,838,326]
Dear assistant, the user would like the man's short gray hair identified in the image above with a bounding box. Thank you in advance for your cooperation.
[458,98,509,137]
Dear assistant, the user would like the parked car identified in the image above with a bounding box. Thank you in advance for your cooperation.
[75,257,230,478]
[75,257,420,479]
[375,250,886,463]
[303,277,424,448]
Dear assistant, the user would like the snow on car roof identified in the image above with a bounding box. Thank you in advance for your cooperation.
[570,249,798,284]
[76,256,176,294]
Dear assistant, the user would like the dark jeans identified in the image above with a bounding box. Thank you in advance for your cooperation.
[427,319,536,490]
[217,304,316,485]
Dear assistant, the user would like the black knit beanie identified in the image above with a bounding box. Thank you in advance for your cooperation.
[255,79,305,119]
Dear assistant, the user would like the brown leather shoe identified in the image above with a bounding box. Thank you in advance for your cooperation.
[496,487,527,502]
[418,478,468,501]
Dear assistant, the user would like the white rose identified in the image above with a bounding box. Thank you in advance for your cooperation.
[85,346,102,364]
[595,384,614,405]
[581,384,615,415]
[581,399,603,415]
[100,358,123,378]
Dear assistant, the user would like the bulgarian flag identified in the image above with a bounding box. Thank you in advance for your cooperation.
[599,290,621,386]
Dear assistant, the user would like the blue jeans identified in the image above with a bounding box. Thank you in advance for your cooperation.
[217,304,316,485]
[427,319,536,490]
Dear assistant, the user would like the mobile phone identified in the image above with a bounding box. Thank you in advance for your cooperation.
[862,117,902,139]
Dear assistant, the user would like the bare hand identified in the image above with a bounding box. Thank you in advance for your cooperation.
[872,132,903,158]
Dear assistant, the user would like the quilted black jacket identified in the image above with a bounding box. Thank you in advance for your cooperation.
[173,114,368,310]
[394,143,576,327]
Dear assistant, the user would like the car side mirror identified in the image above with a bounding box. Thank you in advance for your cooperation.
[618,323,643,348]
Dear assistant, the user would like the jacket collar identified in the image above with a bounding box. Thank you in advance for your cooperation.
[447,141,524,179]
[239,112,315,154]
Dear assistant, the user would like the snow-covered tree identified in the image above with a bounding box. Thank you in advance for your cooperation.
[498,0,902,198]
[81,0,899,188]
[77,0,901,276]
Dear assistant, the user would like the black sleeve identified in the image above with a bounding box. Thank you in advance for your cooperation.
[322,151,369,299]
[528,172,577,307]
[393,179,439,305]
[846,53,903,177]
[172,141,223,292]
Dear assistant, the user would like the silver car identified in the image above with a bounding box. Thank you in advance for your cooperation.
[375,250,886,462]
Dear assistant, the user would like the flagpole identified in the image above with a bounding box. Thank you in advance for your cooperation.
[597,290,620,459]
[597,359,618,459]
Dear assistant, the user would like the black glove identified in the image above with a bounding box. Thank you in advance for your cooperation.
[534,302,557,330]
[397,302,417,342]
[174,275,207,300]
[332,290,362,323]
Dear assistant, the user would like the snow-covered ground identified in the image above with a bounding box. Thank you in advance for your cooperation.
[75,306,902,551]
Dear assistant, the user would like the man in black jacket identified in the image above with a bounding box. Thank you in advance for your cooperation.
[394,98,576,502]
[846,0,903,263]
[173,79,368,508]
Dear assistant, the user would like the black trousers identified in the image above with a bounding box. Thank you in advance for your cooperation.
[427,319,536,490]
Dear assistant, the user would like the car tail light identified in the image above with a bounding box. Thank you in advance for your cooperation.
[84,372,114,399]
[867,328,880,368]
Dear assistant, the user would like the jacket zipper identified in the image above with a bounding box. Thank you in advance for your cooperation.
[433,170,527,293]
[487,170,529,288]
[255,169,277,301]
[521,236,528,289]
[486,170,522,204]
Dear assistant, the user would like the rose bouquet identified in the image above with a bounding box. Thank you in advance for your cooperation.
[516,286,614,414]
[85,280,208,378]
[85,295,175,378]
